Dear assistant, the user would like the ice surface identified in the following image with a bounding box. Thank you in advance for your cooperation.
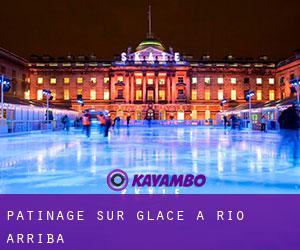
[0,126,299,194]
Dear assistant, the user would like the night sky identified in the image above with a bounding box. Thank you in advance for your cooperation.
[1,0,300,61]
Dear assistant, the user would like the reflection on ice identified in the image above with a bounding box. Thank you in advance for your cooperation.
[0,126,299,194]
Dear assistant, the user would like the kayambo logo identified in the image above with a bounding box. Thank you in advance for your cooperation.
[107,169,206,191]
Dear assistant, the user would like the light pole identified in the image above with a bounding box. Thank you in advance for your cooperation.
[0,75,11,120]
[246,91,255,129]
[220,99,227,113]
[42,89,52,129]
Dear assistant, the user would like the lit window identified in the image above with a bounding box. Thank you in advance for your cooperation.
[205,110,210,120]
[50,78,56,84]
[104,77,110,83]
[117,76,123,82]
[51,90,56,100]
[217,78,224,84]
[205,90,210,100]
[90,89,96,100]
[104,89,110,100]
[77,77,83,84]
[136,90,142,100]
[37,77,43,84]
[64,77,70,84]
[269,90,275,101]
[192,90,197,100]
[231,90,237,100]
[269,78,275,84]
[77,89,83,95]
[147,78,153,85]
[64,89,70,100]
[159,78,165,85]
[24,90,30,100]
[257,90,262,101]
[37,90,43,100]
[90,77,97,84]
[159,90,165,100]
[147,90,154,100]
[136,78,142,85]
[218,89,223,100]
[256,78,262,84]
[178,77,184,83]
[204,77,210,84]
[231,78,237,84]
[192,77,197,84]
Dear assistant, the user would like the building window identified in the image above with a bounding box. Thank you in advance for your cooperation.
[64,89,70,100]
[24,90,30,100]
[50,78,56,84]
[77,77,83,84]
[244,77,250,84]
[147,78,153,85]
[231,90,237,100]
[37,77,43,84]
[104,77,110,84]
[205,110,210,120]
[269,78,275,84]
[178,77,184,83]
[257,90,262,101]
[218,89,223,100]
[231,78,237,84]
[136,90,142,100]
[50,90,56,100]
[117,76,123,82]
[280,77,285,85]
[256,78,262,84]
[191,77,197,84]
[37,90,43,100]
[136,78,142,85]
[90,89,96,100]
[159,90,165,100]
[192,90,197,100]
[205,90,210,100]
[204,77,211,84]
[90,77,97,84]
[159,78,165,85]
[117,89,123,99]
[64,77,70,84]
[217,77,224,84]
[269,90,275,101]
[147,90,154,100]
[104,89,110,100]
[77,89,83,95]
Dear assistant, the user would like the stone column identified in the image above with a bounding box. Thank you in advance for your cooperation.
[125,74,129,103]
[155,73,159,103]
[110,74,115,102]
[167,75,171,103]
[172,76,176,103]
[186,75,191,102]
[143,73,147,102]
[130,74,134,103]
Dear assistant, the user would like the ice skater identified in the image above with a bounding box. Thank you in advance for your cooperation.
[82,110,92,138]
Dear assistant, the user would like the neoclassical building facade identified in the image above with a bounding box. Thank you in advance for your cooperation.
[1,38,300,120]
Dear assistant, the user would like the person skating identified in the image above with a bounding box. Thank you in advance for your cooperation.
[104,114,112,137]
[126,115,131,127]
[82,110,92,138]
[261,115,267,132]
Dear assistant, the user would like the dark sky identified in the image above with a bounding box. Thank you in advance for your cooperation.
[1,0,300,60]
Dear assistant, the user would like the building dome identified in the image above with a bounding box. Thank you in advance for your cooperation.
[136,37,166,51]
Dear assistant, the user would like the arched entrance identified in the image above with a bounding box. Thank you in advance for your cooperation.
[177,110,184,120]
[146,109,154,120]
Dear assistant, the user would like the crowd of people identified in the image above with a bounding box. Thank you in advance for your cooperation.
[223,105,300,134]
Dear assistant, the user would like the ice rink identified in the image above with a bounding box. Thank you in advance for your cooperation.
[0,125,299,194]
